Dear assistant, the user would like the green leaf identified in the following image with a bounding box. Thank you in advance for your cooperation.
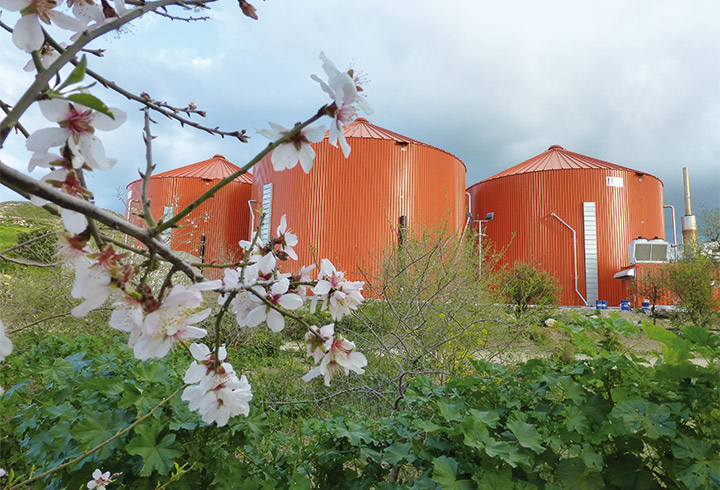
[564,405,590,435]
[643,323,692,363]
[73,411,126,459]
[126,423,184,477]
[131,362,172,383]
[415,418,445,433]
[383,442,413,465]
[41,358,74,384]
[675,458,720,490]
[642,403,675,439]
[473,467,514,490]
[432,456,474,489]
[610,399,645,433]
[65,93,116,119]
[58,55,87,90]
[681,324,711,344]
[672,437,712,460]
[484,440,528,468]
[334,420,372,445]
[437,400,464,423]
[506,420,545,454]
[471,409,500,428]
[558,376,585,405]
[119,383,161,414]
[554,458,604,490]
[461,416,490,449]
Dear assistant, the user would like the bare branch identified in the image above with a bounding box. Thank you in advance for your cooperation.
[0,160,206,283]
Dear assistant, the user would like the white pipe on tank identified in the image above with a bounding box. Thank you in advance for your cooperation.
[551,212,588,306]
[663,204,679,260]
[248,200,256,239]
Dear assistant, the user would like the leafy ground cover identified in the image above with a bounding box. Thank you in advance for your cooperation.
[1,314,718,488]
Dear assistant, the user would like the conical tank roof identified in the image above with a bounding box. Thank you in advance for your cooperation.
[331,118,463,165]
[482,145,659,182]
[150,154,253,183]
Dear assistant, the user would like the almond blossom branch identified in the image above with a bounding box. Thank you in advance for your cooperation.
[156,111,325,233]
[33,29,249,141]
[9,383,188,490]
[1,0,217,146]
[152,7,211,22]
[0,160,206,283]
[0,254,59,267]
[0,98,29,138]
[141,108,157,228]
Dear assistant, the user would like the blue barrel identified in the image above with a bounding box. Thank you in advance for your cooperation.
[620,300,631,311]
[596,300,603,309]
[602,301,608,310]
[641,300,650,309]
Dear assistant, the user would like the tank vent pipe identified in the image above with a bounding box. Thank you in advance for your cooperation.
[681,167,697,243]
[663,205,679,260]
[551,212,588,306]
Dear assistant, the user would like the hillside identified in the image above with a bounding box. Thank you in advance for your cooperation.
[0,200,62,252]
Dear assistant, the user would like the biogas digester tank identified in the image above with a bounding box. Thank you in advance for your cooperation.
[125,154,253,266]
[467,145,665,306]
[250,118,467,281]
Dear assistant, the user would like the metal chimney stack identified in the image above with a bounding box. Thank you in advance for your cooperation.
[681,167,698,243]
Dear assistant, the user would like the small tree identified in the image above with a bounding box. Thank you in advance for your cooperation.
[629,265,669,325]
[666,242,719,328]
[13,228,58,264]
[498,261,560,320]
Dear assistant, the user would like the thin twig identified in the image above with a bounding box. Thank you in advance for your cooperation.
[0,99,29,138]
[0,254,59,267]
[141,107,157,228]
[0,230,61,255]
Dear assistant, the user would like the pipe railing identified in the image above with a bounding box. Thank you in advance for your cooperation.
[551,212,588,306]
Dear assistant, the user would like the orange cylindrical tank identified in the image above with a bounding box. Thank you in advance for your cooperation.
[125,154,253,270]
[467,145,665,306]
[250,118,467,282]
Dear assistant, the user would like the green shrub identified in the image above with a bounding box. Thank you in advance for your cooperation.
[498,261,561,320]
[666,243,719,328]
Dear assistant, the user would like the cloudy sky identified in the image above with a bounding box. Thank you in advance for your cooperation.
[1,0,718,240]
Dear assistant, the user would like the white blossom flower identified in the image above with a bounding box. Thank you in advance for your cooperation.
[244,277,303,332]
[305,323,333,364]
[181,343,253,427]
[109,297,143,347]
[239,238,275,275]
[258,122,325,173]
[302,327,367,386]
[0,318,13,361]
[87,468,113,489]
[311,259,364,320]
[23,42,65,72]
[26,98,126,170]
[132,281,221,360]
[311,51,372,157]
[0,0,82,52]
[275,215,298,260]
[218,266,260,326]
[295,263,316,302]
[29,168,91,233]
[199,373,252,426]
[0,468,6,478]
[70,258,112,317]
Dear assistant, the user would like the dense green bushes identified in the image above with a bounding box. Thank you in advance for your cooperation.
[2,316,718,488]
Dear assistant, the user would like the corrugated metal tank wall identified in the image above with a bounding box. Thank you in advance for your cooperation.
[468,146,664,306]
[250,118,466,281]
[125,155,253,272]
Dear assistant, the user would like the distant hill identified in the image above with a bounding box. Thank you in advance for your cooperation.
[0,200,62,252]
[0,200,126,253]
